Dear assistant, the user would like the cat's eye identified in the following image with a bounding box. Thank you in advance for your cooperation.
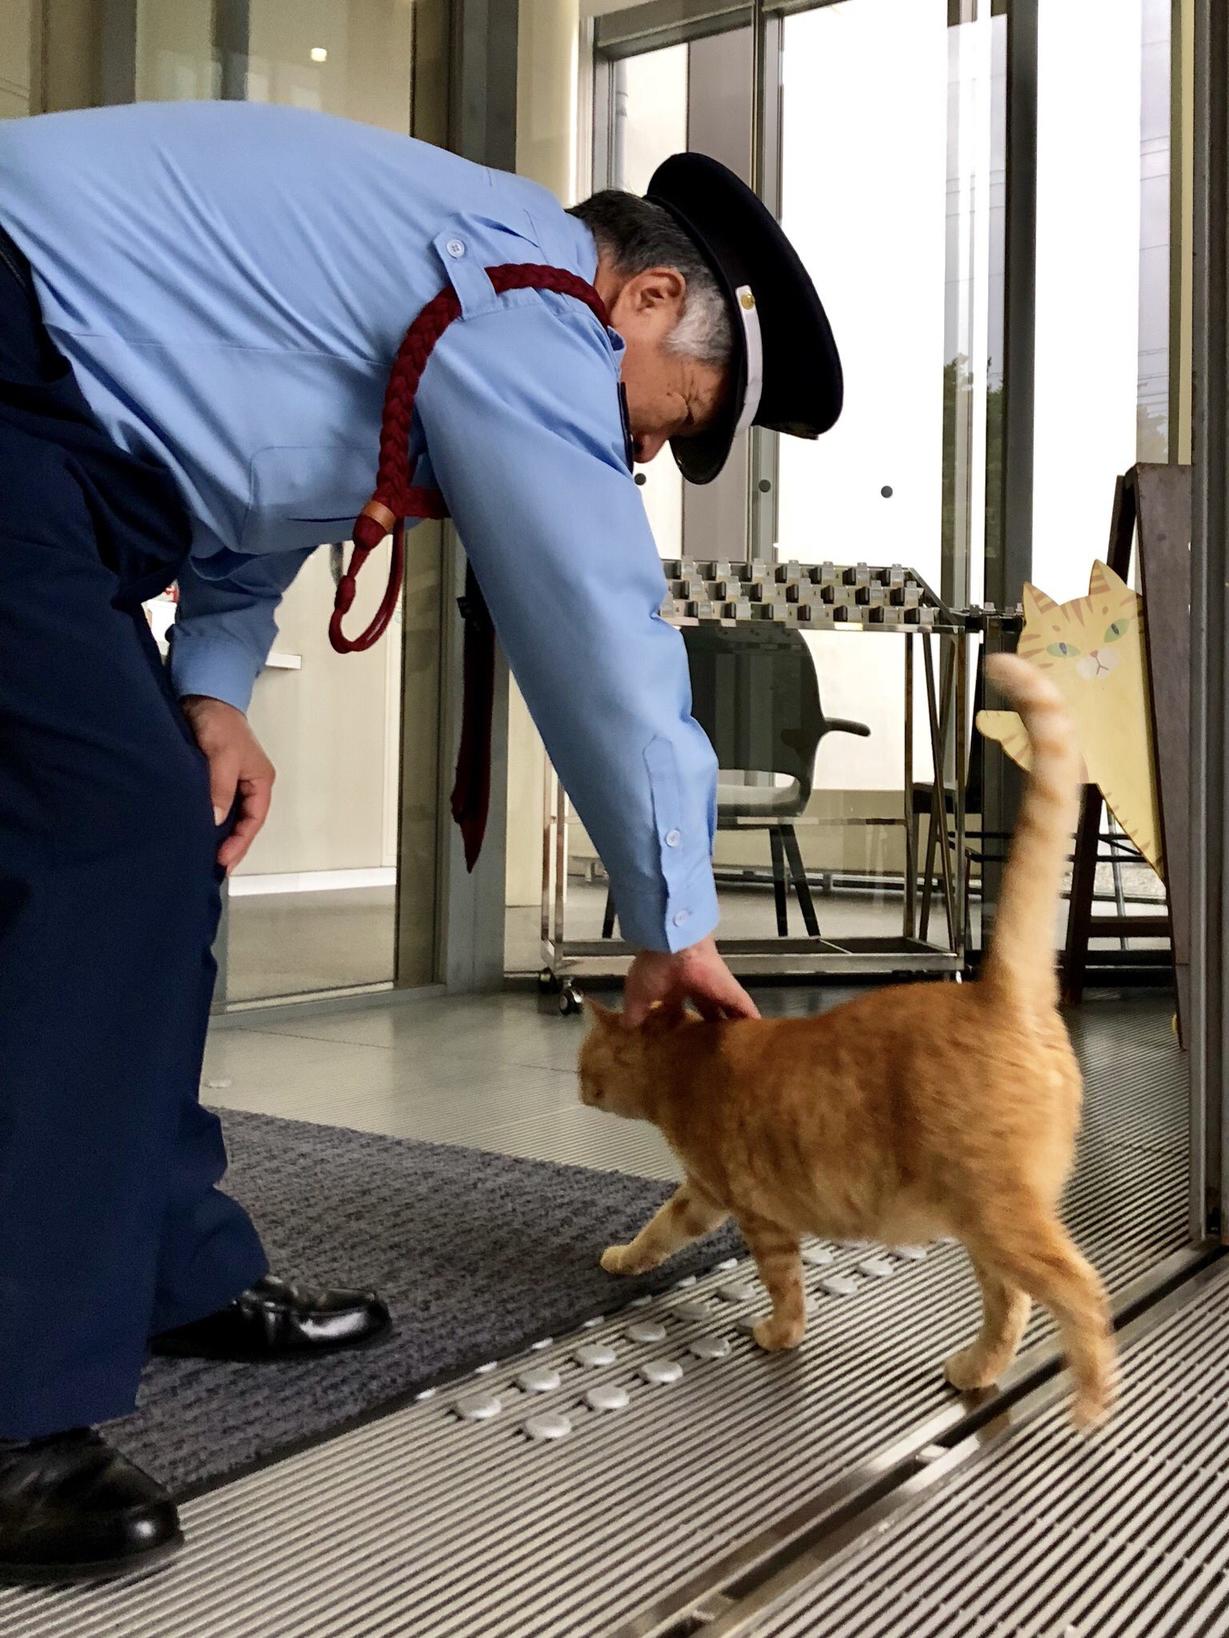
[1046,641,1081,658]
[1103,618,1130,642]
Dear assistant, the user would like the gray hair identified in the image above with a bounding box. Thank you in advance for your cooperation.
[569,190,733,369]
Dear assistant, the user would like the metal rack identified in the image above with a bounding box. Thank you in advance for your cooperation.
[539,561,974,1013]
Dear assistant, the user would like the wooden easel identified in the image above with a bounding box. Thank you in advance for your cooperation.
[1062,465,1191,1043]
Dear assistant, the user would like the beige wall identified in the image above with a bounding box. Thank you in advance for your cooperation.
[0,1,32,117]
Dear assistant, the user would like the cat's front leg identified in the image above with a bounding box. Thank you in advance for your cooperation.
[601,1180,728,1276]
[740,1216,806,1351]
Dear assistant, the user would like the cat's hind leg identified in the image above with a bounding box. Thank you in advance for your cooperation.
[944,1255,1031,1392]
[967,1214,1115,1429]
[739,1215,807,1351]
[601,1179,729,1276]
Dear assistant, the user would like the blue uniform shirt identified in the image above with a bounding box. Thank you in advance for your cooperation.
[0,101,718,953]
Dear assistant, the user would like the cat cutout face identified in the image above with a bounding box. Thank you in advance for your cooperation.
[1018,562,1140,687]
[976,559,1162,876]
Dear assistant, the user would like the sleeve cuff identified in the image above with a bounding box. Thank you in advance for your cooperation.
[167,632,263,713]
[614,863,720,954]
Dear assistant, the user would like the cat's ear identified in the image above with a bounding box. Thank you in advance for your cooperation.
[1021,582,1057,624]
[583,997,619,1030]
[1088,559,1131,599]
[641,1001,688,1035]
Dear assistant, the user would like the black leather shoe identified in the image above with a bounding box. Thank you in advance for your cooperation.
[0,1429,182,1586]
[149,1274,391,1362]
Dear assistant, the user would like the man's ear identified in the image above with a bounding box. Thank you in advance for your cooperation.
[626,265,687,317]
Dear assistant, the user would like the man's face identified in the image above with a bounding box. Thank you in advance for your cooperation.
[606,268,728,465]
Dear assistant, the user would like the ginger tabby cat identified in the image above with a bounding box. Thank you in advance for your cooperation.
[579,654,1116,1429]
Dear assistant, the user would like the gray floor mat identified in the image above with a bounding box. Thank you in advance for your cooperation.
[111,1110,735,1495]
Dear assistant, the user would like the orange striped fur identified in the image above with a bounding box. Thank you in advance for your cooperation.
[579,655,1115,1428]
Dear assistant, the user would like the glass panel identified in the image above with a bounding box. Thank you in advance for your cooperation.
[767,0,999,958]
[130,1,416,1002]
[1032,0,1172,953]
[1033,0,1153,601]
[1138,0,1171,462]
[614,43,689,557]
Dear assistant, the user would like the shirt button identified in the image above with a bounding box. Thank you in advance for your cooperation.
[445,238,466,258]
[673,910,690,928]
[665,829,681,848]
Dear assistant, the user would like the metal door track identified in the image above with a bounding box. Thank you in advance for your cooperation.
[710,1254,1229,1638]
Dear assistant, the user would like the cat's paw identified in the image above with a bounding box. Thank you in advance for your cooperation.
[943,1345,1002,1393]
[1071,1359,1119,1433]
[753,1315,806,1352]
[601,1244,641,1276]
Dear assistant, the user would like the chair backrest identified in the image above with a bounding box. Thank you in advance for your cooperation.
[681,621,825,803]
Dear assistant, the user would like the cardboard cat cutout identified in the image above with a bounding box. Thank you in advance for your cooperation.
[977,560,1163,877]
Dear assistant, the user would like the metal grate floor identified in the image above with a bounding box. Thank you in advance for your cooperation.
[739,1259,1229,1638]
[0,996,1193,1637]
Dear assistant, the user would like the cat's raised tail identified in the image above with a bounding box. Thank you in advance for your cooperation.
[979,653,1083,1009]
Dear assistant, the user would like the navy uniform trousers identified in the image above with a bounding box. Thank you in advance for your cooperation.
[0,232,267,1439]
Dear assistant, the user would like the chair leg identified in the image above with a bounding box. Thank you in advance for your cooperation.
[769,827,789,937]
[781,824,820,938]
[601,888,617,940]
[919,807,940,942]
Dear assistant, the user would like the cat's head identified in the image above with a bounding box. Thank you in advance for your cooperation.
[1018,560,1139,684]
[578,1000,690,1120]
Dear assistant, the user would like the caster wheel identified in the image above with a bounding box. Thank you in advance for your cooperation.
[538,968,562,995]
[559,983,583,1016]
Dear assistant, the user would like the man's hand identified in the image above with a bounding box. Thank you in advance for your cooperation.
[181,696,276,873]
[623,935,759,1029]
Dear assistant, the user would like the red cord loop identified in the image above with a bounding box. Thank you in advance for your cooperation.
[329,264,609,655]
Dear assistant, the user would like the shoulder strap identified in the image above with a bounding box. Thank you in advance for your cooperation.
[329,264,609,656]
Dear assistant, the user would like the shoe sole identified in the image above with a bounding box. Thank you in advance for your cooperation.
[0,1531,184,1588]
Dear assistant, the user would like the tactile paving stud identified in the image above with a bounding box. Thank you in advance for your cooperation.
[718,1280,759,1304]
[735,1311,767,1334]
[525,1412,572,1442]
[802,1245,835,1267]
[456,1392,501,1422]
[896,1245,928,1261]
[859,1257,896,1279]
[530,1337,554,1351]
[689,1335,731,1362]
[674,1274,698,1289]
[639,1359,684,1386]
[414,1388,436,1402]
[716,1257,739,1272]
[517,1366,562,1394]
[820,1275,861,1297]
[585,1384,630,1412]
[581,1315,605,1330]
[474,1361,498,1376]
[574,1342,617,1369]
[628,1295,653,1309]
[672,1299,713,1323]
[627,1320,667,1345]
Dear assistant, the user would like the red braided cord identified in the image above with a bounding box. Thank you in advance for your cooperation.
[330,264,609,655]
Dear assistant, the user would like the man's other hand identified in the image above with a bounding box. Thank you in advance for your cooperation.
[181,696,276,873]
